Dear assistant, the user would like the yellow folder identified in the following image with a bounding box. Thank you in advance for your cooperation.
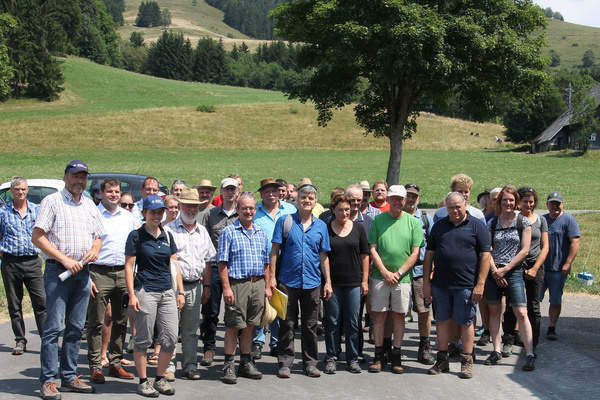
[269,288,288,320]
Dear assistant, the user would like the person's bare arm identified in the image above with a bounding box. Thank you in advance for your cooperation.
[320,252,332,301]
[561,237,580,276]
[269,243,280,291]
[370,244,397,285]
[219,261,234,305]
[472,252,491,303]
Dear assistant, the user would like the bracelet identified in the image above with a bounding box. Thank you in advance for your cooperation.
[178,293,185,297]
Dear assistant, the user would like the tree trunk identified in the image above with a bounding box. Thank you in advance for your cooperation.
[385,122,404,186]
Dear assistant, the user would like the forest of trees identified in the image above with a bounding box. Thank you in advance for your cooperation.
[205,0,284,39]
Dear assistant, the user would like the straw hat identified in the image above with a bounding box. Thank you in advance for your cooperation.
[259,296,277,327]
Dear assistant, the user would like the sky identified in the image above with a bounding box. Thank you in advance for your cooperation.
[535,1,600,28]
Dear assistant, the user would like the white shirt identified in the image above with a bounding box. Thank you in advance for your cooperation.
[164,217,216,282]
[433,205,486,224]
[96,203,137,266]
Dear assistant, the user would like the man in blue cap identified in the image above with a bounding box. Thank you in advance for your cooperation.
[33,160,106,400]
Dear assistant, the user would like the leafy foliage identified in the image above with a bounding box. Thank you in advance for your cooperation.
[570,86,599,153]
[582,50,596,68]
[135,1,162,27]
[0,13,16,99]
[206,0,284,39]
[144,30,192,80]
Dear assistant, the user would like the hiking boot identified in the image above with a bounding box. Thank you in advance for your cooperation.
[164,370,175,382]
[477,331,491,346]
[459,354,473,379]
[428,351,450,375]
[418,341,435,365]
[547,329,558,341]
[153,378,175,395]
[324,358,336,374]
[222,362,237,384]
[447,343,461,358]
[391,348,404,374]
[12,341,26,355]
[522,354,536,371]
[60,376,95,393]
[238,361,262,380]
[200,349,215,366]
[269,347,278,357]
[484,351,502,365]
[347,361,361,374]
[502,342,513,357]
[137,380,158,398]
[41,382,61,400]
[369,348,385,373]
[90,367,105,384]
[251,343,262,360]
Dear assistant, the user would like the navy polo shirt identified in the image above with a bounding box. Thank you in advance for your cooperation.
[125,227,178,292]
[272,213,331,289]
[427,213,490,289]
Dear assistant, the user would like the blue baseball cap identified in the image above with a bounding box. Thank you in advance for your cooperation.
[142,195,167,210]
[65,159,89,174]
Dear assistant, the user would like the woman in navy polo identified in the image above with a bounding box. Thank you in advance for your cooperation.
[125,195,184,397]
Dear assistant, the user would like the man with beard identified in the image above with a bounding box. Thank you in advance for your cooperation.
[164,188,216,380]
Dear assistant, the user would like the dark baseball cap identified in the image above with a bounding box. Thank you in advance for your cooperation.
[547,191,564,203]
[142,195,167,210]
[65,160,89,175]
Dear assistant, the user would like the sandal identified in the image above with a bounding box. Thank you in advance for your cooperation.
[148,353,159,365]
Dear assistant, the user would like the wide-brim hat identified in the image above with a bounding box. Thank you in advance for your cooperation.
[198,179,217,191]
[258,177,281,192]
[179,188,202,205]
[477,187,494,203]
[259,296,277,328]
[357,180,371,192]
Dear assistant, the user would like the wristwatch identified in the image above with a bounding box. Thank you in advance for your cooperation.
[398,270,404,277]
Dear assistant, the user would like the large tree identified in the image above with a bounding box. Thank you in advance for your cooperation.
[271,0,548,184]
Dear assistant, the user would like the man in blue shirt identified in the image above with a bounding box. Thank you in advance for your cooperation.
[541,191,580,341]
[251,177,297,359]
[218,194,271,384]
[0,177,46,356]
[270,184,332,378]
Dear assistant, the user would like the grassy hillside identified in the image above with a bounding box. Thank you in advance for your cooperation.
[543,18,600,68]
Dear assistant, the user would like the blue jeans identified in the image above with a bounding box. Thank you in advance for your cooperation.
[40,261,91,383]
[324,286,361,364]
[201,264,222,351]
[485,267,527,308]
[253,318,279,349]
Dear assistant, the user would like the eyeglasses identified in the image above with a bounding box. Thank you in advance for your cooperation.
[120,203,135,209]
[405,183,420,191]
[350,198,362,204]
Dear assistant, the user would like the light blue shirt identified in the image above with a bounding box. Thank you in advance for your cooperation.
[434,205,486,225]
[96,203,137,266]
[411,208,433,278]
[254,200,297,253]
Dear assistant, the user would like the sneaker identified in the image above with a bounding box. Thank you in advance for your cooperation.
[501,342,513,358]
[200,349,215,366]
[238,361,263,380]
[12,341,26,355]
[447,342,461,358]
[60,376,96,393]
[459,354,473,379]
[475,326,485,336]
[304,365,321,377]
[477,331,491,346]
[41,382,61,400]
[484,351,502,365]
[222,362,237,384]
[90,367,105,384]
[277,366,291,379]
[547,330,557,341]
[391,348,404,374]
[126,336,135,353]
[251,343,262,360]
[137,380,159,398]
[522,354,536,371]
[418,341,435,365]
[153,378,175,395]
[428,351,449,375]
[324,358,336,374]
[347,361,361,374]
[164,371,176,382]
[185,369,201,380]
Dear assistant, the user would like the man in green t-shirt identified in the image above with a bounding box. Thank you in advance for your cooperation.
[368,185,424,374]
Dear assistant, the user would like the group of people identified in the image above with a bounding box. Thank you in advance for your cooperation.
[0,161,581,399]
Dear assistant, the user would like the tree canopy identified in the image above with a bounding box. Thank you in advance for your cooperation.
[271,0,548,184]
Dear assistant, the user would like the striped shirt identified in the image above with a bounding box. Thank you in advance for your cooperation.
[0,200,40,256]
[164,217,216,282]
[218,220,269,280]
[35,189,105,261]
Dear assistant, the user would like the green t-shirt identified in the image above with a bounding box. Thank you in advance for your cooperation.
[368,212,425,282]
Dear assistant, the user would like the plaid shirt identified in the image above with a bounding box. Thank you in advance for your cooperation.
[0,200,40,256]
[164,217,216,282]
[217,220,269,280]
[35,189,105,261]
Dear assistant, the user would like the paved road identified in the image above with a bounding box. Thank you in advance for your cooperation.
[0,293,598,400]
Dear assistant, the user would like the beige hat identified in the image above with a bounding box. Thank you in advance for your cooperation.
[198,179,217,191]
[179,188,202,205]
[258,177,281,192]
[298,177,313,188]
[388,185,407,198]
[259,296,277,328]
[357,180,371,192]
[221,177,239,189]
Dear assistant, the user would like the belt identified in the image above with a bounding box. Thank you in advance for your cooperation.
[2,253,39,260]
[233,276,264,283]
[89,264,125,272]
[183,279,200,284]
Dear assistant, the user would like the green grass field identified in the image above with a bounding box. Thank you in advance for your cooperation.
[543,19,600,68]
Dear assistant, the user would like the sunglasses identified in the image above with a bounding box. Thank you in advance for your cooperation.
[405,183,420,191]
[120,203,135,209]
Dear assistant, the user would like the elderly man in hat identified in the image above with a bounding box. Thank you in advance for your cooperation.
[251,178,297,359]
[367,185,424,374]
[541,191,580,341]
[33,160,105,399]
[196,179,217,216]
[357,180,382,220]
[218,193,271,384]
[163,188,216,380]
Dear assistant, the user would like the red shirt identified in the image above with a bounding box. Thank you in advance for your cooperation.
[370,201,390,213]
